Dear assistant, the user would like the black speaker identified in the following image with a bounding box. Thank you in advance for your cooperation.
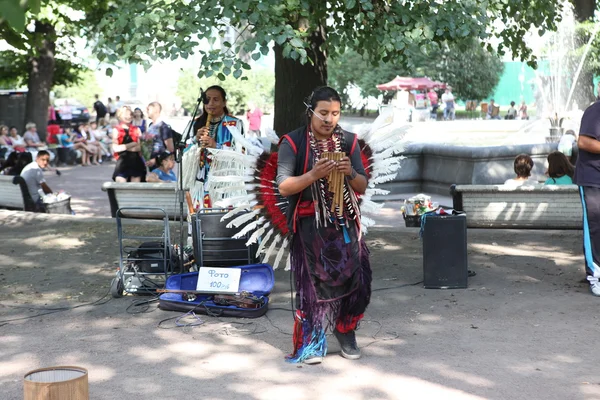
[422,214,468,289]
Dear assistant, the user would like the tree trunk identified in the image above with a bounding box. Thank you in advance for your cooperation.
[572,0,595,22]
[25,21,56,141]
[273,25,327,136]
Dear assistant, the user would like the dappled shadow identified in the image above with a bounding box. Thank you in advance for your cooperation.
[1,221,599,399]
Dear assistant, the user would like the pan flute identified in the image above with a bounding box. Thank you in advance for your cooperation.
[321,151,345,217]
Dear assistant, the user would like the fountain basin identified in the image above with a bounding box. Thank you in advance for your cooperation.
[384,142,557,195]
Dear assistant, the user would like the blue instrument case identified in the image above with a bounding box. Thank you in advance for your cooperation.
[158,263,274,318]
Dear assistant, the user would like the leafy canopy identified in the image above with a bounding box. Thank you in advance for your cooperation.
[95,0,564,79]
[0,0,109,89]
[329,39,504,105]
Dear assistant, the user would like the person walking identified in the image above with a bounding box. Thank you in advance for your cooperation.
[59,100,73,129]
[93,95,107,123]
[441,87,455,121]
[107,98,117,118]
[246,103,263,137]
[428,89,439,120]
[277,86,371,364]
[574,101,600,296]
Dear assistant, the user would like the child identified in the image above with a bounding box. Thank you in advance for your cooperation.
[504,154,539,187]
[544,151,574,185]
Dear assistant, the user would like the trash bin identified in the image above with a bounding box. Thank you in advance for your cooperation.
[45,197,73,215]
[24,366,89,400]
[422,213,468,289]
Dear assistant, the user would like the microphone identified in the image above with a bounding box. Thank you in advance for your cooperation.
[198,88,209,105]
[305,104,328,123]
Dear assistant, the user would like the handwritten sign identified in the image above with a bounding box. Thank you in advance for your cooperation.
[196,267,241,293]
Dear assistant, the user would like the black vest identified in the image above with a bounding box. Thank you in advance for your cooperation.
[279,126,357,233]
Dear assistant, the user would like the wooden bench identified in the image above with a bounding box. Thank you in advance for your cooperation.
[0,175,36,211]
[101,182,187,219]
[451,184,582,229]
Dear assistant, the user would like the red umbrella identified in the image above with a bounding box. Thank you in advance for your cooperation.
[376,76,446,91]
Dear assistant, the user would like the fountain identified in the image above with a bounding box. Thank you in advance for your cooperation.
[531,1,599,142]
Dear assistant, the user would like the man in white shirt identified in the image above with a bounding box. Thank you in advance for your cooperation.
[441,87,455,121]
[20,150,53,211]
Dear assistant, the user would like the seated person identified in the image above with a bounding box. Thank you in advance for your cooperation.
[12,152,33,176]
[504,154,539,187]
[20,150,53,211]
[59,128,96,166]
[518,100,528,120]
[505,101,517,120]
[79,123,102,164]
[544,151,574,185]
[7,126,26,152]
[0,151,18,175]
[146,151,176,182]
[23,122,54,162]
[487,99,501,120]
[90,121,112,158]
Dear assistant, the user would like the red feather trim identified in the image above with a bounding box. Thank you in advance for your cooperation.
[256,152,289,236]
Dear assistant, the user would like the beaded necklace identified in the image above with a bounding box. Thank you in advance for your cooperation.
[308,126,359,228]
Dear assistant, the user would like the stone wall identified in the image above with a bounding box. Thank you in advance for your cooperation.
[382,143,558,195]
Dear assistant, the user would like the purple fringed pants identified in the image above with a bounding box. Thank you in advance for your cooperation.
[286,217,372,363]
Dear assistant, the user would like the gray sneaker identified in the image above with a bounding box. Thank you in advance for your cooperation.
[591,283,600,297]
[303,355,323,365]
[333,329,361,360]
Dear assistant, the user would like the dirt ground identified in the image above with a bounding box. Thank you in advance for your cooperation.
[1,209,598,400]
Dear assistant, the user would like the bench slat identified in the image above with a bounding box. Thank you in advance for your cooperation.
[453,184,582,229]
[0,176,25,209]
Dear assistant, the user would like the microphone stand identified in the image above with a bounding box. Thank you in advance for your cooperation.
[175,88,204,271]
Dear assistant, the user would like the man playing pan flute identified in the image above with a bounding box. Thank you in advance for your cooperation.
[276,86,371,364]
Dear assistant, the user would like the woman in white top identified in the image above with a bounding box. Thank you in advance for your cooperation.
[504,154,539,187]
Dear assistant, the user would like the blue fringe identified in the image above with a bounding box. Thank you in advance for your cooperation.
[342,224,351,244]
[285,326,327,364]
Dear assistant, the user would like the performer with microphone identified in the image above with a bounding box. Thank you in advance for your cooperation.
[276,86,371,365]
[183,85,245,209]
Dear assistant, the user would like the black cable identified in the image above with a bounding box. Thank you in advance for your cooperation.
[157,300,208,329]
[371,280,423,292]
[263,312,293,336]
[126,296,160,314]
[0,287,112,325]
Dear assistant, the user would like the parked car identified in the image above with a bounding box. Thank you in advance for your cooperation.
[50,98,91,127]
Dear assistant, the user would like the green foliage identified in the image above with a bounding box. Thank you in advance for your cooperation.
[0,50,87,88]
[573,22,600,76]
[328,51,406,107]
[94,0,564,80]
[0,0,109,88]
[53,69,102,108]
[177,68,274,115]
[419,39,505,101]
[329,39,504,104]
[0,0,40,32]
